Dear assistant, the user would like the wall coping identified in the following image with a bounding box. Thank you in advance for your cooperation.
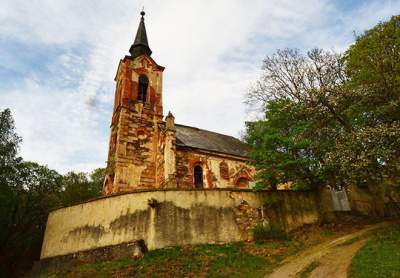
[51,188,314,212]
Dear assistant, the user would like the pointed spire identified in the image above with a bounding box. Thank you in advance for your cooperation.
[129,10,152,58]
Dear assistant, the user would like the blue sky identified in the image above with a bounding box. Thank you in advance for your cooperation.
[0,0,399,173]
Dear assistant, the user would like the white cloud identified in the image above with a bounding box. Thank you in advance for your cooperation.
[1,78,108,172]
[0,0,398,173]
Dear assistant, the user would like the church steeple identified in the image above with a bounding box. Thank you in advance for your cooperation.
[129,11,152,58]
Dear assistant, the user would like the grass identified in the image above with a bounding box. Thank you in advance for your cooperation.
[320,230,336,237]
[296,260,320,278]
[349,225,400,278]
[37,240,305,278]
[36,220,377,278]
[253,223,289,242]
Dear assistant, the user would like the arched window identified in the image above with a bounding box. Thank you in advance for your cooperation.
[219,161,229,180]
[236,177,249,188]
[194,165,203,188]
[138,75,149,102]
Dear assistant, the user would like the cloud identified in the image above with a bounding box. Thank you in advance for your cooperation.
[0,0,398,173]
[0,78,108,172]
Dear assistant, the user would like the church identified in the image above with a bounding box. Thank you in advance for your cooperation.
[103,11,255,194]
[38,11,362,265]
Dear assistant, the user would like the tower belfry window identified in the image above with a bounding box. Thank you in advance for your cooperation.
[138,75,149,102]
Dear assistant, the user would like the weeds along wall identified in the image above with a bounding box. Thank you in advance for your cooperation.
[41,189,319,259]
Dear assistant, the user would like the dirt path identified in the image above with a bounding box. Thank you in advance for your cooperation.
[267,222,389,278]
[308,239,365,278]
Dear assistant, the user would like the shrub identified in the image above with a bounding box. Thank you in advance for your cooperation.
[253,222,288,242]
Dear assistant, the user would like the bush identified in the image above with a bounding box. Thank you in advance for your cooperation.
[253,222,289,242]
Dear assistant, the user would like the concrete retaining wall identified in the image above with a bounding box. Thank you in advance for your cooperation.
[40,189,319,259]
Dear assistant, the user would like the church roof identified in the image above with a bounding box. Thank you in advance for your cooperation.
[175,124,250,158]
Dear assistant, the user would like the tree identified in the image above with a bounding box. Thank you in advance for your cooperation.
[0,162,63,276]
[246,49,348,189]
[0,109,22,187]
[61,169,104,205]
[0,109,65,276]
[90,167,106,190]
[334,15,400,188]
[246,48,350,131]
[0,109,23,275]
[245,99,322,190]
[245,16,400,191]
[0,108,104,276]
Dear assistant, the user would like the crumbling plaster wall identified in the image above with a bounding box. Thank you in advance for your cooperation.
[106,56,166,193]
[41,189,319,259]
[176,149,256,189]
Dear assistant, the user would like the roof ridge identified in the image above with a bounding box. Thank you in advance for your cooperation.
[175,123,243,142]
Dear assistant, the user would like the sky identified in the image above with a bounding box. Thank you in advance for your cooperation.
[1,0,399,173]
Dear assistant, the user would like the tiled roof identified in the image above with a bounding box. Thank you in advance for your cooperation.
[175,124,250,158]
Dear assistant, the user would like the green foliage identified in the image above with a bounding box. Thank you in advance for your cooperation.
[90,167,106,187]
[349,226,400,278]
[60,168,104,206]
[0,108,105,276]
[253,223,288,242]
[0,108,22,187]
[346,15,400,112]
[246,16,400,190]
[336,15,400,188]
[246,99,323,189]
[0,161,64,275]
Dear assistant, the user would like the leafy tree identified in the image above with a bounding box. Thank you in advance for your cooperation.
[245,99,320,190]
[246,49,348,189]
[0,109,22,187]
[1,162,63,276]
[90,167,106,190]
[246,16,400,191]
[61,169,103,205]
[0,109,63,276]
[0,109,104,276]
[333,15,400,187]
[0,109,23,276]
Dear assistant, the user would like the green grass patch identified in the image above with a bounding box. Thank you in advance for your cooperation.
[37,239,307,278]
[296,260,320,278]
[349,225,400,278]
[320,230,336,237]
[253,223,289,242]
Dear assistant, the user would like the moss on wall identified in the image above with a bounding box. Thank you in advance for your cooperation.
[41,189,319,260]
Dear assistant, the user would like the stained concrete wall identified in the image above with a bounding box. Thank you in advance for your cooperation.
[40,189,319,259]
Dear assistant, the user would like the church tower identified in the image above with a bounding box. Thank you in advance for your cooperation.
[104,11,175,194]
